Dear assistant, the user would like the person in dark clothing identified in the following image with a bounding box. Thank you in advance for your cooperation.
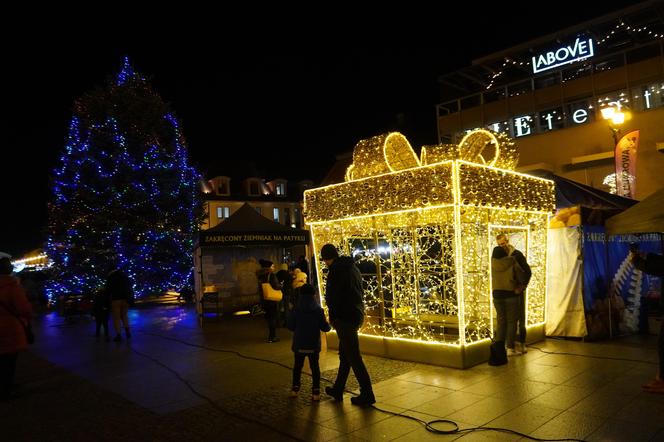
[320,244,375,406]
[275,263,292,327]
[286,283,331,401]
[106,268,134,342]
[0,258,32,400]
[491,237,522,357]
[631,249,664,394]
[495,233,532,354]
[257,259,282,343]
[93,288,111,341]
[296,255,309,279]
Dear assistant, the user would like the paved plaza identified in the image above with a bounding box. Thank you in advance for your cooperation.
[3,304,663,441]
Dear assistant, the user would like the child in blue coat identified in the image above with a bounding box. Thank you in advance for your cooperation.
[286,284,331,401]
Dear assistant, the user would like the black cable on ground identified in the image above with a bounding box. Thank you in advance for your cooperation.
[528,345,657,364]
[127,344,306,442]
[137,329,588,441]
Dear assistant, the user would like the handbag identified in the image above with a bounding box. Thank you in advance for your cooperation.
[261,283,283,302]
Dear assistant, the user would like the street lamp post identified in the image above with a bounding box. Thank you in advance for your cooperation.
[600,102,629,196]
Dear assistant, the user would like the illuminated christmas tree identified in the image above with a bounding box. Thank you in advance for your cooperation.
[46,57,203,300]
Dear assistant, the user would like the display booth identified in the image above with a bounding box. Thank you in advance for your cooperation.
[194,203,308,315]
[545,178,662,339]
[304,130,555,368]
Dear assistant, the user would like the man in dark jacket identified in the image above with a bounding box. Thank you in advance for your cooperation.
[320,243,375,406]
[495,233,531,355]
[106,267,134,342]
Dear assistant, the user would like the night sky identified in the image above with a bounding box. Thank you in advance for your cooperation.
[0,3,638,256]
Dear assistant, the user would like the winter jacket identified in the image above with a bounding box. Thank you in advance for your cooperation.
[491,247,520,299]
[287,295,331,353]
[324,256,365,327]
[106,270,134,301]
[0,275,33,354]
[93,288,111,315]
[508,246,532,286]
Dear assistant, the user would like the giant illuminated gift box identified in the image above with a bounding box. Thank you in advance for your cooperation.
[304,129,555,368]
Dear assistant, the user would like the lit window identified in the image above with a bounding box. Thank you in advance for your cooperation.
[273,207,280,222]
[216,207,230,219]
[276,182,286,196]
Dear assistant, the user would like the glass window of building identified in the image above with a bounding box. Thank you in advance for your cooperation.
[593,53,624,73]
[255,206,262,215]
[566,98,595,126]
[486,121,510,135]
[484,88,506,103]
[294,208,301,228]
[538,107,565,132]
[632,82,664,111]
[248,180,261,196]
[217,179,229,196]
[438,100,459,114]
[284,208,292,227]
[216,207,230,219]
[626,43,661,64]
[512,114,536,137]
[275,182,286,196]
[460,94,481,110]
[562,62,592,82]
[534,72,561,90]
[508,80,532,97]
[273,207,280,223]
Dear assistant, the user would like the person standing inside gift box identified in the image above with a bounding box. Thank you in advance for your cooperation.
[0,257,32,400]
[257,259,282,343]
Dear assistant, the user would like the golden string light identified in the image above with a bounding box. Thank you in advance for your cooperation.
[304,129,554,350]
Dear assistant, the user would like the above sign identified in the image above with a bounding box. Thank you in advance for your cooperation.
[532,37,594,74]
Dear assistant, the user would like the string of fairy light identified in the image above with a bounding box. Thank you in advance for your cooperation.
[305,129,554,346]
[484,16,663,90]
[46,58,201,300]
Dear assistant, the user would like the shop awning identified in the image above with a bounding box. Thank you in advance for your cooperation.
[605,186,664,235]
[197,203,309,247]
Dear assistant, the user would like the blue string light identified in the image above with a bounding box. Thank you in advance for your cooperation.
[46,59,203,301]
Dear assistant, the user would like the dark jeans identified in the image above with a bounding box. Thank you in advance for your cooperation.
[95,310,109,337]
[0,352,18,398]
[292,352,320,391]
[333,320,373,395]
[263,301,278,339]
[517,291,527,343]
[494,295,519,348]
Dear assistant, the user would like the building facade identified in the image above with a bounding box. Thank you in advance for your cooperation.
[201,175,313,231]
[437,1,664,200]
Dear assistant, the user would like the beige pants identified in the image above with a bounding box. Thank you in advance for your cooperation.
[111,300,129,334]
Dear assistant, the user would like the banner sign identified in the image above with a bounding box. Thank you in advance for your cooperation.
[583,226,662,339]
[614,130,639,199]
[200,231,309,246]
[532,37,594,73]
